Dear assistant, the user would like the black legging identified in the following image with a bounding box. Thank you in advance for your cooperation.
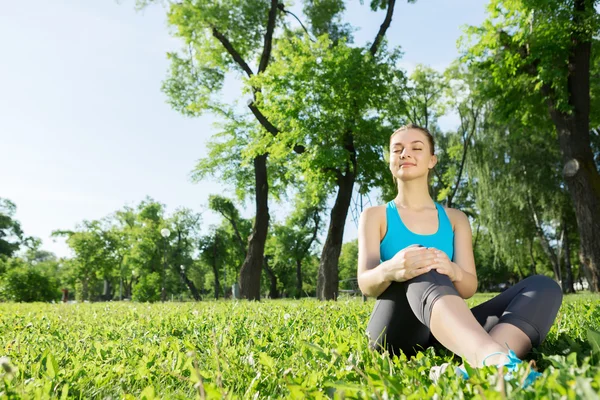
[366,270,563,357]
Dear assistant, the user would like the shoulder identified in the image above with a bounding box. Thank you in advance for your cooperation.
[359,204,388,242]
[358,204,388,232]
[359,204,387,222]
[441,206,470,231]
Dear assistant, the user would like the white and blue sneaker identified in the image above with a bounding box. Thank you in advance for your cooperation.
[429,349,542,388]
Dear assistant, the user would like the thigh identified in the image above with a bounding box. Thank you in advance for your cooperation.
[469,276,541,332]
[366,281,431,357]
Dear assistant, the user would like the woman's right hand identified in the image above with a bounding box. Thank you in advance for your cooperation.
[384,244,437,283]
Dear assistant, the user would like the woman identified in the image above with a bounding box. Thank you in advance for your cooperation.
[357,124,562,384]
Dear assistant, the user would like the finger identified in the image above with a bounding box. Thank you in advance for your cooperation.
[405,249,437,261]
[407,255,438,267]
[432,250,449,259]
[401,246,429,257]
[392,245,425,260]
[410,266,433,278]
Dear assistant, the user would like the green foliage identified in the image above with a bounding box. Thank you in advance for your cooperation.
[254,33,405,199]
[0,198,24,258]
[0,258,60,302]
[132,272,162,302]
[52,198,205,302]
[338,239,358,282]
[302,0,353,43]
[0,294,598,398]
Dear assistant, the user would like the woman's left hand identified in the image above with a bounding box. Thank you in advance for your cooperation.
[430,249,463,282]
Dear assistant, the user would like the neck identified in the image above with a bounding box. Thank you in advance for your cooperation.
[395,178,434,209]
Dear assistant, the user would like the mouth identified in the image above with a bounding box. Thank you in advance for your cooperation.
[400,163,415,168]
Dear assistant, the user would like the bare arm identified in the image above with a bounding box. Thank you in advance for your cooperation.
[357,207,392,298]
[357,207,435,298]
[450,209,478,299]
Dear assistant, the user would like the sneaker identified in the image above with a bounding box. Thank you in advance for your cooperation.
[429,350,542,388]
[429,363,468,384]
[484,349,542,388]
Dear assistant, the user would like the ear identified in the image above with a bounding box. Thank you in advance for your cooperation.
[429,154,438,170]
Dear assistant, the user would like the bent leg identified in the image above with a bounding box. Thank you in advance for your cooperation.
[470,275,563,355]
[367,270,508,367]
[366,281,432,357]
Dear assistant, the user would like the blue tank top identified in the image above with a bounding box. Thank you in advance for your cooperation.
[380,201,454,262]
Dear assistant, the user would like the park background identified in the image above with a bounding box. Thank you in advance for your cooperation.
[1,0,600,398]
[1,0,599,301]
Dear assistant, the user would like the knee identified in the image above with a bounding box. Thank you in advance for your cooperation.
[528,275,562,293]
[527,275,563,303]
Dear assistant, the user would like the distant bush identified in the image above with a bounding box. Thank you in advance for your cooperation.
[0,259,60,302]
[132,272,161,302]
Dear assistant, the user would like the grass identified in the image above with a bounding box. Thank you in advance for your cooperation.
[0,293,599,399]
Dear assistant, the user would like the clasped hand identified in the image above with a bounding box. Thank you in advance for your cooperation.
[386,244,460,283]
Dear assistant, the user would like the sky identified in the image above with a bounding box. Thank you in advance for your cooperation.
[0,0,488,258]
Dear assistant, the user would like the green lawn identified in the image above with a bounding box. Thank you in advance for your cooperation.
[0,293,599,399]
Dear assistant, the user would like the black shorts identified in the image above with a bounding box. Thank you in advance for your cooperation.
[366,270,563,357]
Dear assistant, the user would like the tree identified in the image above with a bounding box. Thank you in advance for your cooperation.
[136,0,417,300]
[463,0,600,291]
[52,220,114,301]
[0,198,24,258]
[134,0,298,300]
[168,208,203,300]
[338,239,358,282]
[254,1,409,299]
[199,227,229,299]
[266,196,322,297]
[467,100,576,287]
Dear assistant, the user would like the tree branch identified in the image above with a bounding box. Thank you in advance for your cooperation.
[278,4,316,43]
[497,29,540,77]
[216,211,247,254]
[211,27,254,78]
[527,191,561,279]
[258,0,279,74]
[323,167,343,182]
[369,0,396,56]
[301,211,321,256]
[448,108,478,207]
[211,24,306,154]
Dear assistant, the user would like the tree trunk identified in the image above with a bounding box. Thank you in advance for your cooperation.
[180,270,201,301]
[542,0,600,292]
[562,219,575,294]
[528,196,562,284]
[263,256,279,299]
[447,109,477,208]
[239,154,269,300]
[296,258,303,297]
[102,278,112,301]
[317,165,356,300]
[82,277,89,302]
[212,237,221,299]
[528,238,537,276]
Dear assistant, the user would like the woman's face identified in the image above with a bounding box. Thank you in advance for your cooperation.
[389,129,437,182]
